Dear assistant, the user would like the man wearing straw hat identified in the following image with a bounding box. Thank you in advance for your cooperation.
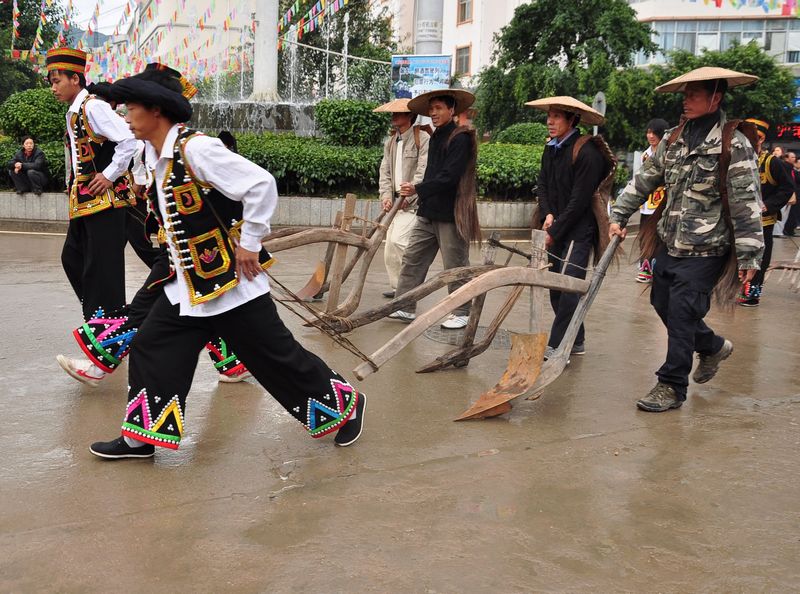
[388,89,481,330]
[609,67,764,413]
[47,47,139,325]
[526,96,612,359]
[373,98,429,299]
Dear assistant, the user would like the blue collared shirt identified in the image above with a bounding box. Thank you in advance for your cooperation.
[546,128,578,150]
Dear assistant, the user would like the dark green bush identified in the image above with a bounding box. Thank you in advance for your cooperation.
[477,143,542,201]
[0,137,65,190]
[0,88,67,143]
[237,132,383,195]
[314,99,389,147]
[492,122,549,146]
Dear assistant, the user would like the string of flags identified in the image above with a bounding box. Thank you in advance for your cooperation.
[684,0,799,14]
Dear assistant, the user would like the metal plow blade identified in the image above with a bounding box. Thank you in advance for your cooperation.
[455,332,548,420]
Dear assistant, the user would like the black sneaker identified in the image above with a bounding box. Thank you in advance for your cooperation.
[570,343,586,356]
[382,290,395,298]
[334,393,366,447]
[90,436,155,459]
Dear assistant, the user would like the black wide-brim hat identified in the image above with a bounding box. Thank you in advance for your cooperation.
[109,75,193,123]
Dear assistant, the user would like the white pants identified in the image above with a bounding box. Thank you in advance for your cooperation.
[384,210,418,289]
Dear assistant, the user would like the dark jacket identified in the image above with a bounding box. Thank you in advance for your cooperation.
[537,131,607,244]
[760,154,795,217]
[8,146,47,174]
[415,119,472,222]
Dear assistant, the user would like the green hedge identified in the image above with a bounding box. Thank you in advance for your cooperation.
[477,143,542,201]
[314,99,389,147]
[492,122,549,146]
[237,132,383,195]
[0,138,65,190]
[0,88,67,143]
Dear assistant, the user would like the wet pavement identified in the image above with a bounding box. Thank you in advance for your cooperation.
[1,230,799,592]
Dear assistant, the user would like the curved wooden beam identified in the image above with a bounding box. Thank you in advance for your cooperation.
[353,267,591,380]
[264,228,371,253]
[311,264,502,333]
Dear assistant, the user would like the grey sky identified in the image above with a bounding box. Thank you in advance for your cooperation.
[69,0,129,34]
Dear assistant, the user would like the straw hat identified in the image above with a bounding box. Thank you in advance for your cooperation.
[407,89,475,116]
[524,96,605,126]
[373,98,412,113]
[655,66,758,93]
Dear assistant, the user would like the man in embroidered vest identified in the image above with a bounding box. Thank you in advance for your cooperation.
[610,67,764,413]
[47,48,139,323]
[373,98,429,299]
[737,118,795,307]
[527,96,611,359]
[87,66,366,459]
[388,89,481,330]
[56,65,252,386]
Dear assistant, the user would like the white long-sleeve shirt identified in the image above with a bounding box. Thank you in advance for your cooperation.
[146,124,278,317]
[66,88,138,182]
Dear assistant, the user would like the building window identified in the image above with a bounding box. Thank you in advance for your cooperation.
[455,45,471,75]
[457,0,472,25]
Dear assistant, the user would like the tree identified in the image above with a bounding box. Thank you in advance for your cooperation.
[0,0,66,104]
[605,42,798,151]
[276,0,395,102]
[475,0,657,134]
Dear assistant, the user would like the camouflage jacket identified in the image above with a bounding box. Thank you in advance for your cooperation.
[611,111,764,269]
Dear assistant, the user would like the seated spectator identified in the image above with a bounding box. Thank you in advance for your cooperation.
[218,130,238,153]
[7,136,48,195]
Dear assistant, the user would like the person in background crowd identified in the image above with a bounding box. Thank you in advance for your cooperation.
[772,145,784,158]
[373,98,429,299]
[778,151,799,237]
[7,136,48,195]
[218,130,238,153]
[737,119,795,307]
[635,118,670,283]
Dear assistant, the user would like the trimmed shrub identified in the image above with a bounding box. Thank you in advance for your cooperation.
[314,99,389,147]
[0,88,67,143]
[237,132,383,195]
[477,143,542,201]
[492,122,549,146]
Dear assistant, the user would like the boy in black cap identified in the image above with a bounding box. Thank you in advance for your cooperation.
[87,65,366,459]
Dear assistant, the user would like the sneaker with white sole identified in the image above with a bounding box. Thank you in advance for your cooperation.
[334,393,366,447]
[388,310,416,322]
[441,314,469,329]
[56,354,106,387]
[89,436,155,459]
[218,367,252,383]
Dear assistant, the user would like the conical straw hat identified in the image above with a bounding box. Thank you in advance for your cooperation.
[524,96,605,126]
[407,88,475,116]
[655,66,758,93]
[373,98,411,113]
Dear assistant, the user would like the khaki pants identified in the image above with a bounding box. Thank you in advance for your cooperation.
[384,209,418,289]
[395,216,471,316]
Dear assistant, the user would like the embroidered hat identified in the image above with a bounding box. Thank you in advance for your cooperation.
[745,118,769,140]
[46,47,87,75]
[407,89,475,116]
[525,96,605,126]
[144,62,198,99]
[655,66,758,93]
[373,98,412,113]
[109,67,193,123]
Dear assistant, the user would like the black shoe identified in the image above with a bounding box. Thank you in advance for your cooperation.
[334,393,366,447]
[382,290,395,298]
[90,436,155,459]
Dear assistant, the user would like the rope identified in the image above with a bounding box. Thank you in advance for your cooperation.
[267,271,377,369]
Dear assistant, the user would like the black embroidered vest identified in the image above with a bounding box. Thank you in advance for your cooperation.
[67,94,135,219]
[146,126,275,305]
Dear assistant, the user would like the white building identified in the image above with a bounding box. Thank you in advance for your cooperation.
[435,0,800,86]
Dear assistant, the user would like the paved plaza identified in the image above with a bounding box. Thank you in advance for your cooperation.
[1,230,798,592]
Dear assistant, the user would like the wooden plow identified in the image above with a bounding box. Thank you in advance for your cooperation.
[352,231,622,421]
[768,245,800,292]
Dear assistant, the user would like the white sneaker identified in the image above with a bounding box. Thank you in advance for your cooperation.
[388,310,416,322]
[440,314,469,329]
[218,368,252,383]
[56,355,106,387]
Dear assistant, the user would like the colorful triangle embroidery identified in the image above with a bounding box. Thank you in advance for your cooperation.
[125,388,151,429]
[308,400,341,431]
[151,396,184,437]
